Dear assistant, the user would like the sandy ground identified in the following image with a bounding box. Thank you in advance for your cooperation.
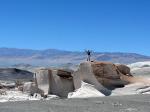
[0,94,150,112]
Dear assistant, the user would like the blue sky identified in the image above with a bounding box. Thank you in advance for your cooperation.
[0,0,150,55]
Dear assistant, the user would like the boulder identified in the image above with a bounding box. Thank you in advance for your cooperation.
[91,62,133,88]
[35,69,50,95]
[35,69,74,97]
[57,69,73,79]
[73,62,111,96]
[116,64,132,76]
[49,69,74,97]
[73,62,132,95]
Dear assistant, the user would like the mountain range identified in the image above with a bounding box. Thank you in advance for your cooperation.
[0,47,150,67]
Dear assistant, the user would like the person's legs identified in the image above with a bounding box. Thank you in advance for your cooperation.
[88,55,90,61]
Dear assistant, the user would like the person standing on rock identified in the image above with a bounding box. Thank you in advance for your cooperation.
[85,50,92,61]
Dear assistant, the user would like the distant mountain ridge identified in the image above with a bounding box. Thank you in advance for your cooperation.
[0,47,150,67]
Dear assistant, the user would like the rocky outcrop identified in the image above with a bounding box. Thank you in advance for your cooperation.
[32,61,150,98]
[35,69,50,95]
[35,69,74,97]
[73,62,111,96]
[91,62,134,88]
[116,64,132,76]
[73,62,133,96]
[57,69,73,79]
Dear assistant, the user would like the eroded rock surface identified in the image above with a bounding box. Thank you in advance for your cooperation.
[73,61,133,96]
[35,69,74,97]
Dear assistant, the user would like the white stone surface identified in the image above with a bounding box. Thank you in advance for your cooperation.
[112,83,150,96]
[68,81,105,98]
[0,90,59,103]
[128,61,150,69]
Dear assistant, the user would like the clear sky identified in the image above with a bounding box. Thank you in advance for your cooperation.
[0,0,150,55]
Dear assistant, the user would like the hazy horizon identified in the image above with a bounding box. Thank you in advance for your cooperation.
[0,47,150,56]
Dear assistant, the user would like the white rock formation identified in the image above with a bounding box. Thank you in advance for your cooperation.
[0,90,42,103]
[0,90,60,103]
[73,62,112,96]
[128,61,150,69]
[35,69,74,97]
[68,81,105,98]
[128,61,150,77]
[112,83,150,96]
[23,82,44,96]
[73,62,132,95]
[35,69,50,95]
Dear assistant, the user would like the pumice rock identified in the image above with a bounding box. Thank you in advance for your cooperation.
[35,69,74,97]
[68,81,105,98]
[73,61,133,95]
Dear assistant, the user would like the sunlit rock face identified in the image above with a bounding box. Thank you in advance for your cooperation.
[91,62,132,89]
[73,62,133,96]
[35,69,74,97]
[73,62,110,96]
[34,61,150,98]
